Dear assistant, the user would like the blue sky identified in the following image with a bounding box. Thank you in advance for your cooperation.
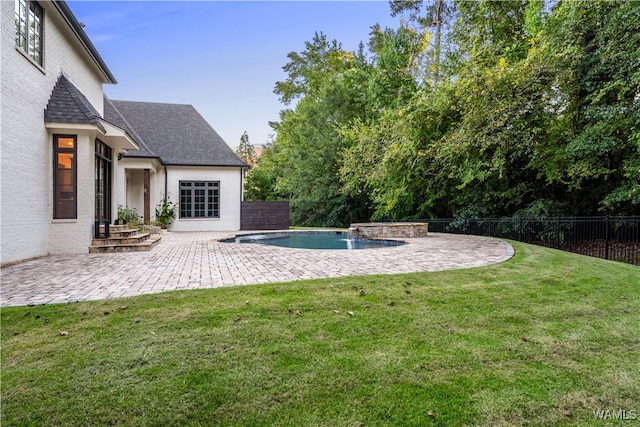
[67,1,401,148]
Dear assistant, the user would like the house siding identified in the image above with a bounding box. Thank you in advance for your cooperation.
[1,1,107,265]
[167,167,242,232]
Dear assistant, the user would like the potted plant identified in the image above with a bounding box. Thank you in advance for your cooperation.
[155,198,177,229]
[116,205,139,227]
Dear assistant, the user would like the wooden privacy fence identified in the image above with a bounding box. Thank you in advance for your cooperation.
[241,201,290,230]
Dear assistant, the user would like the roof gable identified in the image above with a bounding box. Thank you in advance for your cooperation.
[109,100,248,167]
[44,73,105,132]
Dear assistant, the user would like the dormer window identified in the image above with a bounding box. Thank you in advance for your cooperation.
[15,0,43,66]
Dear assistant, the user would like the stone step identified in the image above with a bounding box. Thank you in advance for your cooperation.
[105,224,129,231]
[97,226,140,238]
[91,233,152,246]
[88,234,162,254]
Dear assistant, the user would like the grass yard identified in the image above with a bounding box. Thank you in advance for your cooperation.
[1,242,639,426]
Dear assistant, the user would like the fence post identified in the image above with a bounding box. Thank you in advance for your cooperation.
[605,215,610,260]
[518,217,523,242]
[555,216,560,249]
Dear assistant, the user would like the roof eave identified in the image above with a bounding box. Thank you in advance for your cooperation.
[162,163,248,168]
[45,120,105,133]
[52,1,117,84]
[99,120,139,151]
[45,121,139,153]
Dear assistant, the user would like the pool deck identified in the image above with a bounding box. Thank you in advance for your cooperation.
[0,231,514,308]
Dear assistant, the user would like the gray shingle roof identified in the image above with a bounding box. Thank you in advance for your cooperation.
[109,100,248,167]
[103,96,155,158]
[44,73,105,132]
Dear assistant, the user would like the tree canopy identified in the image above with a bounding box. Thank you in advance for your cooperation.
[249,0,640,226]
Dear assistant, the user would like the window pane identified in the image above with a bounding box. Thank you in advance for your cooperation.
[57,152,73,170]
[56,158,74,197]
[57,137,75,149]
[54,136,77,219]
[194,189,205,217]
[15,0,27,49]
[180,188,192,218]
[56,199,75,219]
[28,9,37,56]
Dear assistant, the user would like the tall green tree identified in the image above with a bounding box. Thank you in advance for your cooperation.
[235,131,256,166]
[389,0,456,85]
[340,22,449,219]
[341,85,459,219]
[433,0,555,216]
[540,0,640,213]
[243,141,280,201]
[367,25,422,110]
[262,0,640,224]
[264,35,373,226]
[274,32,356,106]
[271,68,373,226]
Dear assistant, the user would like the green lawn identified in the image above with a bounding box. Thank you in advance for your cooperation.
[2,242,638,426]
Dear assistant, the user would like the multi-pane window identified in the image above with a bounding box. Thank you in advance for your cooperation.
[15,0,43,65]
[180,181,220,218]
[54,135,77,219]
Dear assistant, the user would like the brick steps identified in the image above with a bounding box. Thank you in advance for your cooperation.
[89,225,162,253]
[91,233,152,246]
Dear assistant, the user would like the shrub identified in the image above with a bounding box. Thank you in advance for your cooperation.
[117,205,140,226]
[155,198,177,228]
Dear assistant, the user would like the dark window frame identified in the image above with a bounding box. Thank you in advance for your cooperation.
[179,181,220,219]
[53,135,77,219]
[15,0,44,66]
[94,139,112,222]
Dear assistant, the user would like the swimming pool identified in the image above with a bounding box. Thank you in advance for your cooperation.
[222,231,405,250]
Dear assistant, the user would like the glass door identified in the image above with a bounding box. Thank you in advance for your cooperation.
[95,139,112,223]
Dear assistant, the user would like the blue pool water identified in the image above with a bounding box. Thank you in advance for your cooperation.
[222,231,405,250]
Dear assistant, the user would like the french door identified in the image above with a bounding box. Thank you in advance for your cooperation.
[95,139,112,223]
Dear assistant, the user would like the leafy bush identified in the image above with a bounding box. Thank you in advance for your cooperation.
[155,198,177,228]
[513,199,568,218]
[117,205,139,226]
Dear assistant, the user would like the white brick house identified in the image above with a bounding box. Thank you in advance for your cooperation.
[1,1,246,265]
[104,99,247,233]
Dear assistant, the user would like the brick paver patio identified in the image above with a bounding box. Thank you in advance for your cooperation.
[0,231,514,307]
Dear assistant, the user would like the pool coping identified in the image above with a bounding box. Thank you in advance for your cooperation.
[217,229,408,249]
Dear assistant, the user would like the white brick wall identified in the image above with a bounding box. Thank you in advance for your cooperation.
[1,2,109,264]
[167,167,243,232]
[47,132,97,254]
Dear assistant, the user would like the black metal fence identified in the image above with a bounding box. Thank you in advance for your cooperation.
[422,216,640,266]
